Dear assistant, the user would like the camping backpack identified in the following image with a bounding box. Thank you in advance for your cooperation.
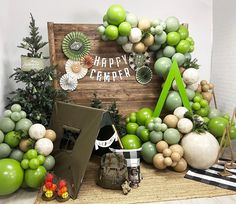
[97,153,128,190]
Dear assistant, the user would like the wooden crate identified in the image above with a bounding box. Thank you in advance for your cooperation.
[48,22,162,116]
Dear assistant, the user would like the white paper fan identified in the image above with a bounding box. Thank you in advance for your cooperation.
[60,73,78,91]
[65,59,88,80]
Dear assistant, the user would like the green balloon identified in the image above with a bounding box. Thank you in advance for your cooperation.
[165,91,182,112]
[141,141,157,164]
[155,32,167,44]
[125,13,138,27]
[154,57,172,78]
[184,53,192,61]
[176,40,191,54]
[150,131,163,143]
[156,49,164,59]
[186,88,195,100]
[15,118,33,132]
[106,4,126,26]
[136,126,146,137]
[165,16,180,32]
[0,130,4,143]
[230,126,236,140]
[24,166,47,188]
[10,149,24,162]
[136,108,153,126]
[0,159,24,196]
[208,117,229,137]
[121,134,142,149]
[149,43,161,51]
[126,122,139,134]
[167,32,180,46]
[116,36,128,45]
[163,46,176,58]
[208,108,222,119]
[172,53,185,66]
[105,25,119,40]
[178,25,189,40]
[164,128,180,145]
[43,155,55,171]
[0,143,12,159]
[0,117,15,133]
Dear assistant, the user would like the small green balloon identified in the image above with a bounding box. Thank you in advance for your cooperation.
[0,130,4,143]
[163,46,176,58]
[155,32,167,44]
[167,32,180,46]
[156,49,164,59]
[172,53,185,66]
[154,57,172,78]
[176,40,191,54]
[164,128,180,145]
[178,25,189,40]
[165,91,182,112]
[186,88,195,100]
[150,131,163,143]
[116,36,128,45]
[149,43,161,51]
[165,16,180,32]
[141,141,157,164]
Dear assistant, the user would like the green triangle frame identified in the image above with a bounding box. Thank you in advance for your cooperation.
[153,60,192,117]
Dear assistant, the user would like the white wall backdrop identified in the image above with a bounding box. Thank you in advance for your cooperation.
[211,0,236,114]
[0,0,213,112]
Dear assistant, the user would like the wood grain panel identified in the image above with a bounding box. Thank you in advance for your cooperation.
[48,22,162,116]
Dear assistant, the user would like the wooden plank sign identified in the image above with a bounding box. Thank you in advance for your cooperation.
[48,23,162,116]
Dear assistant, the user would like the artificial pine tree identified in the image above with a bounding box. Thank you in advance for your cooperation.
[107,101,126,136]
[18,13,47,58]
[90,92,103,109]
[7,14,67,126]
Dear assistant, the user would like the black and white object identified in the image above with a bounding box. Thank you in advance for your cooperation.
[185,158,236,191]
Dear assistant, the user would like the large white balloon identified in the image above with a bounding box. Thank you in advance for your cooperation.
[181,131,219,169]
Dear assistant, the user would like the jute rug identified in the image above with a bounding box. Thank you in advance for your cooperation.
[35,155,236,204]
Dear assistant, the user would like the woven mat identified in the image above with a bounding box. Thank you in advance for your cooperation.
[35,155,236,204]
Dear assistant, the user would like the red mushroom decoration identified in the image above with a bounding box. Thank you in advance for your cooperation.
[41,173,57,201]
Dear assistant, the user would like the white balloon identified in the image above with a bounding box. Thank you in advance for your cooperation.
[29,123,46,140]
[183,68,199,85]
[187,82,199,91]
[174,107,188,119]
[177,118,193,134]
[129,28,142,43]
[35,138,53,156]
[181,131,219,169]
[122,42,133,53]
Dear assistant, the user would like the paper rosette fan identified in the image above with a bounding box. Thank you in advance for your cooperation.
[60,73,78,91]
[65,59,88,80]
[135,66,153,85]
[129,52,151,71]
[62,32,91,61]
[80,55,94,69]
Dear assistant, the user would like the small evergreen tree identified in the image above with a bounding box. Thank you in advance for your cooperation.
[90,92,103,109]
[107,101,126,136]
[18,13,47,58]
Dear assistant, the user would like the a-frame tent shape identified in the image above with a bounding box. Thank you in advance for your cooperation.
[50,101,119,199]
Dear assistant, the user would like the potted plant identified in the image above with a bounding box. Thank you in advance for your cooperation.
[18,13,47,72]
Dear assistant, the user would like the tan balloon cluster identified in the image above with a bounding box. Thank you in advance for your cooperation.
[153,141,187,172]
[197,80,214,102]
